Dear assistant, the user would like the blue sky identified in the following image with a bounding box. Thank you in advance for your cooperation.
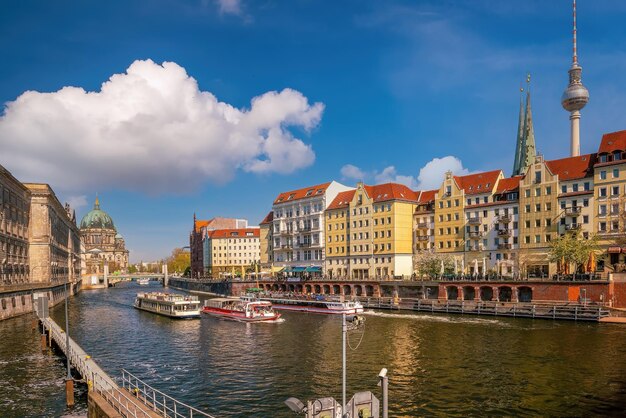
[1,0,625,262]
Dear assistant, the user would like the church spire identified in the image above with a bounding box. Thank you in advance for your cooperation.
[520,76,537,171]
[94,193,100,210]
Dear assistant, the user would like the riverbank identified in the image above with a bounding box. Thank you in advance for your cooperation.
[0,280,81,321]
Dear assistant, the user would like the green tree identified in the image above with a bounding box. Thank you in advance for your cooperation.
[166,248,191,274]
[414,250,454,279]
[548,232,598,277]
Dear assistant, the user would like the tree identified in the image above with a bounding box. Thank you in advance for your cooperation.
[166,248,191,274]
[548,232,598,277]
[414,250,454,279]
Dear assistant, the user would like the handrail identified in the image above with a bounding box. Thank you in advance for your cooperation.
[122,369,216,418]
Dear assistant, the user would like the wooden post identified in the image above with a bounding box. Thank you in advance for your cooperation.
[48,328,52,347]
[41,333,47,350]
[65,378,75,407]
[32,318,38,331]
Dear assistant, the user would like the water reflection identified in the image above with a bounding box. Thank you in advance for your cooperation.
[0,282,624,417]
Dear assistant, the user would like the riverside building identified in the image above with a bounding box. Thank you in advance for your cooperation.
[271,181,352,278]
[190,216,248,278]
[202,228,260,278]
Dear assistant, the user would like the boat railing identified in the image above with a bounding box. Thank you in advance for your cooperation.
[121,369,216,418]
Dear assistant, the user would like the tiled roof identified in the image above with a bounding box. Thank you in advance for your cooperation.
[259,211,273,225]
[327,190,356,210]
[545,153,596,181]
[454,170,501,195]
[417,189,437,203]
[495,176,523,194]
[362,183,419,203]
[273,182,332,204]
[194,220,210,232]
[207,228,260,239]
[597,130,626,154]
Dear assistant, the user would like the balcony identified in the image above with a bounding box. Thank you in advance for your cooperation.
[497,214,511,223]
[416,222,429,229]
[564,206,582,216]
[298,242,311,248]
[498,243,512,250]
[417,236,430,241]
[415,206,434,214]
[565,223,582,231]
[467,217,481,225]
[467,245,483,252]
[497,229,511,237]
[468,231,483,238]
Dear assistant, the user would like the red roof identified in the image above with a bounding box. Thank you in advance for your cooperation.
[417,189,437,203]
[207,228,260,239]
[545,153,596,181]
[327,190,356,210]
[259,211,273,225]
[495,176,522,194]
[597,130,626,154]
[362,183,419,203]
[273,182,331,204]
[454,170,501,195]
[194,220,210,232]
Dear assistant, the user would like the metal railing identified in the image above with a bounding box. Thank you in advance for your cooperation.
[121,369,216,418]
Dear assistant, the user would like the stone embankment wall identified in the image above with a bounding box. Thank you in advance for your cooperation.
[0,281,80,321]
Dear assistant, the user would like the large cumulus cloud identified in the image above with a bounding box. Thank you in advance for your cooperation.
[0,59,323,194]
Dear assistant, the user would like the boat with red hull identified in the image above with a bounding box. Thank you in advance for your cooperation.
[202,298,281,322]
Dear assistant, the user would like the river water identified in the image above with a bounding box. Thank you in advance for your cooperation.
[1,282,625,417]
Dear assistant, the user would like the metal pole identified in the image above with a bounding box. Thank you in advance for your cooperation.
[382,375,388,418]
[342,312,346,417]
[65,279,74,406]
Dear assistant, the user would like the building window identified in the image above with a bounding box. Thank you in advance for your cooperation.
[546,186,551,195]
[600,171,607,180]
[535,188,541,197]
[525,189,531,198]
[535,235,541,243]
[525,236,530,244]
[561,185,567,193]
[613,168,619,178]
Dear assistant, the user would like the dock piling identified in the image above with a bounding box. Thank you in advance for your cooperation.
[65,378,75,407]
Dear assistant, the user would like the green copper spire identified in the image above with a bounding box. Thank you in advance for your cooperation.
[512,74,537,176]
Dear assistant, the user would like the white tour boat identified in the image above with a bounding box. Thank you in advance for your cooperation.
[202,298,281,322]
[138,278,150,285]
[134,292,201,318]
[261,298,364,315]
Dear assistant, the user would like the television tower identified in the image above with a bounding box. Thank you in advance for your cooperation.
[561,0,589,157]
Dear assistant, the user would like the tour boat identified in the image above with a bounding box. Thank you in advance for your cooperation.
[134,292,201,318]
[201,298,281,322]
[138,278,150,285]
[260,298,364,315]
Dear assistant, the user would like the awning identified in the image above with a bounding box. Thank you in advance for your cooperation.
[271,266,285,273]
[608,247,621,254]
[305,266,322,272]
[292,267,306,272]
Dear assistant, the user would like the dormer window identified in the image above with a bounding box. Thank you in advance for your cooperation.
[305,189,314,196]
[287,193,295,200]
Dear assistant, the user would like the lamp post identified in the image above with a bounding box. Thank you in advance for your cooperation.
[64,266,74,406]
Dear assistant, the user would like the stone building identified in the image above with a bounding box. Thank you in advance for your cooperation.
[203,228,260,277]
[0,164,31,287]
[24,183,82,286]
[79,197,129,274]
[190,216,248,278]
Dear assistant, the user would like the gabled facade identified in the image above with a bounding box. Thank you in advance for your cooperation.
[259,211,274,271]
[203,228,260,277]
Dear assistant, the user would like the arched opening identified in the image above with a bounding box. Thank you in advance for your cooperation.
[365,285,374,297]
[446,286,459,300]
[480,286,493,301]
[333,285,340,295]
[314,285,321,294]
[463,286,475,301]
[272,284,279,291]
[518,286,533,302]
[355,286,363,296]
[296,284,303,293]
[343,285,352,296]
[323,284,330,295]
[498,286,512,302]
[288,284,295,292]
[305,284,312,294]
[280,284,287,292]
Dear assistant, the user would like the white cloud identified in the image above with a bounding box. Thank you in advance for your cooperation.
[340,164,366,181]
[374,166,418,189]
[65,195,88,211]
[339,156,470,191]
[416,156,470,190]
[0,59,323,195]
[216,0,242,15]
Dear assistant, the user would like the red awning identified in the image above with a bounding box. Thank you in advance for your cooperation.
[608,247,622,254]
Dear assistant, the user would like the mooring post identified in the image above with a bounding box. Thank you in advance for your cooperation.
[32,318,38,332]
[40,332,47,350]
[48,328,52,347]
[65,378,75,407]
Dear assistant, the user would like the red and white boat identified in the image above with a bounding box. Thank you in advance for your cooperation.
[201,298,281,322]
[261,298,364,315]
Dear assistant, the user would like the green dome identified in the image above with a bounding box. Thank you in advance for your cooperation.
[80,197,115,230]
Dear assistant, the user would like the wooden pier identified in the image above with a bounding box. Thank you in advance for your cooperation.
[38,315,215,417]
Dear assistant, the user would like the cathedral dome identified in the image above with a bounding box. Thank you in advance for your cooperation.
[80,197,115,230]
